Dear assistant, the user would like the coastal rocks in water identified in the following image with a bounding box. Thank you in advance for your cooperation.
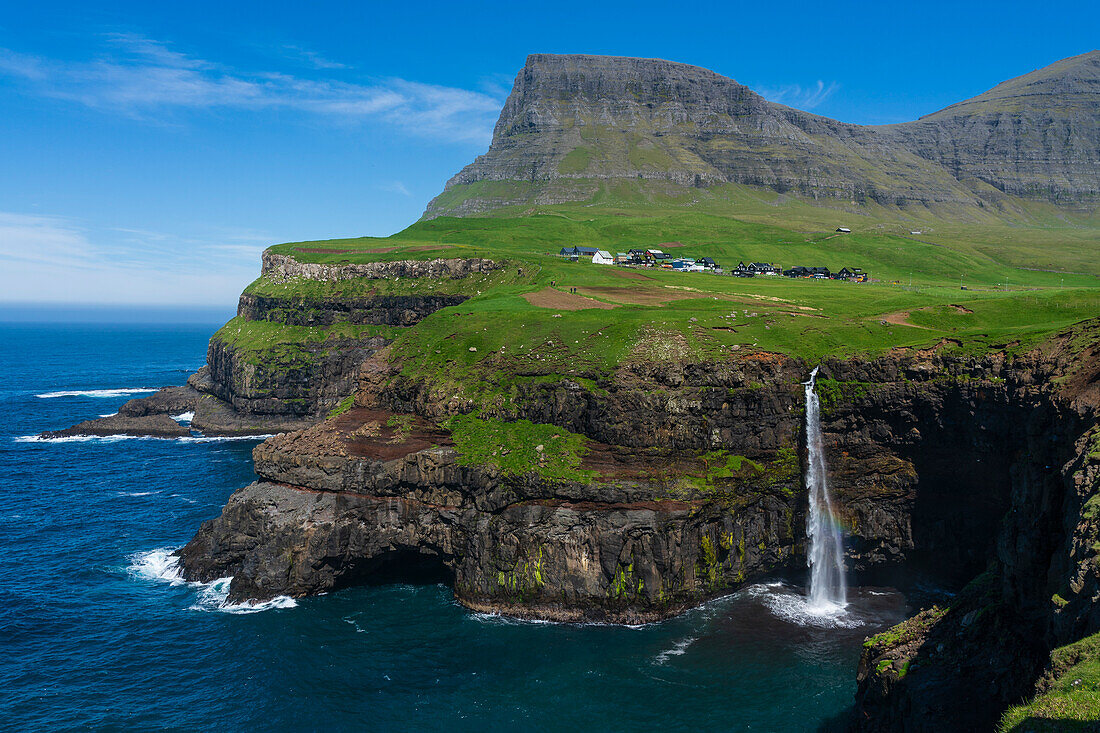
[42,412,190,439]
[41,385,198,438]
[117,385,200,417]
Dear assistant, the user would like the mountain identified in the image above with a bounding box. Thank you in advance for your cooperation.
[423,51,1100,218]
[884,50,1100,203]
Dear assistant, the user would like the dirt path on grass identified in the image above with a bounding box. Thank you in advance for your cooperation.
[878,311,934,329]
[522,287,619,310]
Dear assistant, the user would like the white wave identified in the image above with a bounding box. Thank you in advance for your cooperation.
[16,434,140,444]
[654,636,697,664]
[128,547,186,585]
[129,547,297,614]
[116,490,159,497]
[176,434,274,443]
[470,611,553,626]
[36,388,158,399]
[469,609,648,629]
[15,433,273,444]
[99,412,118,418]
[170,411,194,423]
[745,582,863,629]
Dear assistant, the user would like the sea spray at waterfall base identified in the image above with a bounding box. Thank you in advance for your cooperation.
[0,321,922,729]
[803,367,848,613]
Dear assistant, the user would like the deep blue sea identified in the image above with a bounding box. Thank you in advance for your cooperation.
[0,320,916,731]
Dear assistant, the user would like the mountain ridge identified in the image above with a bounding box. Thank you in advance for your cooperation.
[423,51,1100,218]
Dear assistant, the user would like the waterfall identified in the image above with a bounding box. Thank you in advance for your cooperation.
[803,367,847,610]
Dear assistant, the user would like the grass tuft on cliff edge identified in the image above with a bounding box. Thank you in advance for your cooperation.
[1000,632,1100,731]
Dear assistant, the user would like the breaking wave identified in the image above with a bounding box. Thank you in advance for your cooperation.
[654,636,697,664]
[16,434,273,444]
[36,388,157,399]
[170,411,195,423]
[128,548,297,614]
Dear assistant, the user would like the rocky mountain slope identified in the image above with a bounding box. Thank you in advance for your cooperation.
[424,51,1100,217]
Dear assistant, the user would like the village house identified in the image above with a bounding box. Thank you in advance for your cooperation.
[592,250,614,265]
[783,266,831,278]
[644,249,673,265]
[749,262,780,275]
[627,249,647,263]
[836,227,851,233]
[697,257,719,270]
[614,252,631,264]
[833,267,868,282]
[559,246,600,260]
[732,261,755,277]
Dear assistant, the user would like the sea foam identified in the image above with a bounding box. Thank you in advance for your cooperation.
[129,547,297,614]
[36,388,158,399]
[16,433,273,444]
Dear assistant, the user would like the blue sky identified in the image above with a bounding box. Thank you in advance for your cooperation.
[1,0,1096,307]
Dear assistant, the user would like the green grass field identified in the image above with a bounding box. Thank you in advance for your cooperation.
[254,204,1099,387]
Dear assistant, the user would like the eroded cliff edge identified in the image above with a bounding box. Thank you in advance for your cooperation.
[44,255,502,438]
[178,321,1096,634]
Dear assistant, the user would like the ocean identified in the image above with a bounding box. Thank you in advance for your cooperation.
[0,319,915,731]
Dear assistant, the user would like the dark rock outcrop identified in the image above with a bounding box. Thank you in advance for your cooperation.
[42,412,190,439]
[852,327,1100,731]
[178,330,1100,631]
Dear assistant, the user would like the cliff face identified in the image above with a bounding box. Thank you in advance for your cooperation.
[177,335,1097,631]
[182,257,499,431]
[44,257,499,438]
[853,326,1100,731]
[424,51,1100,217]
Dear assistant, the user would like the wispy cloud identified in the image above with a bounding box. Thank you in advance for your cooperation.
[379,181,412,197]
[0,35,502,143]
[280,44,349,70]
[758,80,840,110]
[0,210,272,304]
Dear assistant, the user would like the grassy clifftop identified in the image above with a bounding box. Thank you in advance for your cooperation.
[246,206,1100,387]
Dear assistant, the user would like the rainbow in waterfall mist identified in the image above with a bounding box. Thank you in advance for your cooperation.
[803,366,848,613]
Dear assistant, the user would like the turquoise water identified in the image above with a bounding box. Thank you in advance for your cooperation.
[0,321,913,731]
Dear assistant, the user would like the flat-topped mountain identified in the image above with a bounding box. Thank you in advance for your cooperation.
[424,51,1100,218]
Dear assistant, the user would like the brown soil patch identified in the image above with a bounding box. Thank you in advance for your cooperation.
[335,407,452,460]
[659,241,686,248]
[294,247,352,254]
[879,311,933,330]
[576,285,709,306]
[949,304,974,314]
[522,287,618,310]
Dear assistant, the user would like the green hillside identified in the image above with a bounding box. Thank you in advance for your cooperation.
[251,205,1100,411]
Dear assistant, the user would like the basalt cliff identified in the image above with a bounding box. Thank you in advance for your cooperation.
[45,254,500,438]
[175,308,1100,729]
